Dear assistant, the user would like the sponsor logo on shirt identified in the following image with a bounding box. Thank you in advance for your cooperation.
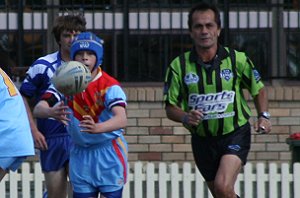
[220,69,233,81]
[188,90,235,120]
[253,69,261,82]
[202,112,235,120]
[184,73,199,85]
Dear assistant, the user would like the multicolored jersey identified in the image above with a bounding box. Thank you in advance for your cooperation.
[19,51,67,138]
[41,68,127,147]
[164,46,264,137]
[0,68,35,157]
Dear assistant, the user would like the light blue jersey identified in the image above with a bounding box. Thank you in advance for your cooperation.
[40,69,128,194]
[45,69,127,147]
[0,68,35,158]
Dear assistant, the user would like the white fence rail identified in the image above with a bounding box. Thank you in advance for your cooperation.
[1,162,300,198]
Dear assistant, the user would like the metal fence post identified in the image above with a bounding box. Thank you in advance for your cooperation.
[47,0,59,53]
[17,0,24,67]
[123,0,129,81]
[271,0,286,79]
[222,0,230,46]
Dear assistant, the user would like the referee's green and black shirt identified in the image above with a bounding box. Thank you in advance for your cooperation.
[164,45,264,137]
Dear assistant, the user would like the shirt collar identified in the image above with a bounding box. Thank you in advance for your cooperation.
[92,67,102,82]
[189,45,230,65]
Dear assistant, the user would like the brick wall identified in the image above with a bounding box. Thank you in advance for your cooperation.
[123,85,300,165]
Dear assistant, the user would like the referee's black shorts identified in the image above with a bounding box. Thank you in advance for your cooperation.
[191,122,251,181]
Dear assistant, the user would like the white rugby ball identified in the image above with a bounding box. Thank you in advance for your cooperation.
[52,61,92,95]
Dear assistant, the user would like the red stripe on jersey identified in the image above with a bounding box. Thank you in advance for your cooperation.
[41,92,54,100]
[67,69,120,122]
[112,138,127,183]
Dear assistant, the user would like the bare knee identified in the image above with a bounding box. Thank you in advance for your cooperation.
[44,169,69,198]
[213,181,236,198]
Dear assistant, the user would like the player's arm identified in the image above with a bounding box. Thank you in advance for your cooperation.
[253,87,271,133]
[241,56,271,134]
[166,103,203,127]
[33,100,51,118]
[253,87,268,115]
[22,95,48,150]
[166,103,187,123]
[33,99,70,125]
[80,105,127,134]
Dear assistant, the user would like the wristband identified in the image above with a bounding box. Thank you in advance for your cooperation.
[182,114,189,125]
[258,111,270,120]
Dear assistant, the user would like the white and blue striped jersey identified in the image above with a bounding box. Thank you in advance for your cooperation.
[19,51,68,138]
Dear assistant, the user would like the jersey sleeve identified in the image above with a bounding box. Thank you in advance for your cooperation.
[164,57,183,107]
[19,52,59,99]
[238,54,264,97]
[105,85,127,110]
[40,85,62,107]
[19,61,50,98]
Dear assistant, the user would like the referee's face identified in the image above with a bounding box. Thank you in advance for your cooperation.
[189,9,221,50]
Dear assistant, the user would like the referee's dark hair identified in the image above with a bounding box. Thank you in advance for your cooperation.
[188,2,221,31]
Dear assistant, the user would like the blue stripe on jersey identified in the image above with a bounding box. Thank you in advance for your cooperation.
[33,59,59,73]
[20,51,61,99]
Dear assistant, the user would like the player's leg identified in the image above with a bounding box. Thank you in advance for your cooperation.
[44,167,68,198]
[213,154,242,197]
[191,134,219,197]
[213,123,251,198]
[100,188,123,198]
[41,135,72,198]
[70,137,128,198]
[67,179,73,198]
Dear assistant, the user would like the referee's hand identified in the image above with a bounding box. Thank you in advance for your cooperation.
[182,110,204,126]
[254,117,271,134]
